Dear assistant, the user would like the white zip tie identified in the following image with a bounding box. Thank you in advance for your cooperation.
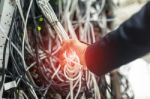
[4,81,17,91]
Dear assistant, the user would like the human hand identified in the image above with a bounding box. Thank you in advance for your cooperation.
[58,39,88,68]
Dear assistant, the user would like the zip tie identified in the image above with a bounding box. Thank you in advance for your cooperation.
[4,81,17,91]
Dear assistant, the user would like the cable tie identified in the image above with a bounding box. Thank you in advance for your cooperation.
[4,81,17,91]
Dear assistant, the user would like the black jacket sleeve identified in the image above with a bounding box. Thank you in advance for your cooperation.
[85,2,150,76]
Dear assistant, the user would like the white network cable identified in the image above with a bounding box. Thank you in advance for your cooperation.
[35,0,106,99]
[2,0,109,98]
[36,0,69,40]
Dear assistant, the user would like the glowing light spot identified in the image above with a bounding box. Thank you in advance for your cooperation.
[37,26,42,31]
[38,17,44,22]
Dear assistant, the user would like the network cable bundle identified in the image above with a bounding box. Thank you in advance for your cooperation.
[0,0,134,99]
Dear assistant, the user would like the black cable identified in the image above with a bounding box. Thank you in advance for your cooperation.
[0,6,17,90]
[6,4,48,97]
